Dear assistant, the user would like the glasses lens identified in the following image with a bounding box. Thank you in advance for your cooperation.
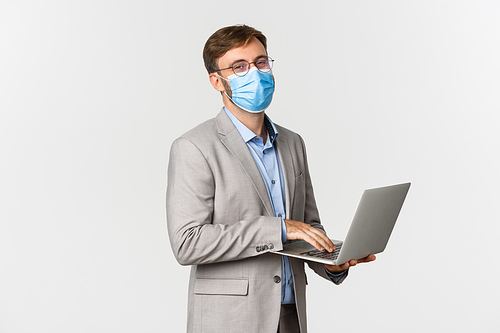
[256,56,273,73]
[232,60,249,76]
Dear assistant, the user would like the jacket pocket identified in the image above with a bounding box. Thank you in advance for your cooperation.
[194,278,248,296]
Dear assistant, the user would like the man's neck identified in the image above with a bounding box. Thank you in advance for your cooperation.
[224,99,268,143]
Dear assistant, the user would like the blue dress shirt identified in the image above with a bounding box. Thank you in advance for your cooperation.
[224,107,346,304]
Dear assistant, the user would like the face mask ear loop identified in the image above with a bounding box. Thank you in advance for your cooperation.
[215,72,228,82]
[223,90,234,103]
[215,72,237,106]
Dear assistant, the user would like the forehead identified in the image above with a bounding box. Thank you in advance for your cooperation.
[218,37,267,67]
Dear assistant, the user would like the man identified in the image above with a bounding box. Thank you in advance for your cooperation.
[167,25,375,333]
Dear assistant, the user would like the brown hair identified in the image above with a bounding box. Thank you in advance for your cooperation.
[203,25,267,74]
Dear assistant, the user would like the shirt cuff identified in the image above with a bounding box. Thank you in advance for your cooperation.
[281,217,287,243]
[324,267,349,285]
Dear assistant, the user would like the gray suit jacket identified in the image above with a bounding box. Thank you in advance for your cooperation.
[167,109,342,333]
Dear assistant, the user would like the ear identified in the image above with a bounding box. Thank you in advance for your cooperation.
[209,73,226,92]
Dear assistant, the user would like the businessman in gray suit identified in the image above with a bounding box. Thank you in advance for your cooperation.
[167,25,375,333]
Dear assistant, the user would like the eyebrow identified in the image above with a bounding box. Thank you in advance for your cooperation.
[230,54,268,65]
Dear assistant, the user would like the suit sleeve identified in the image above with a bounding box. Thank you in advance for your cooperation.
[166,137,283,266]
[297,135,349,284]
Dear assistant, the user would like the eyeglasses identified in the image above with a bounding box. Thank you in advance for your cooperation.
[217,56,274,77]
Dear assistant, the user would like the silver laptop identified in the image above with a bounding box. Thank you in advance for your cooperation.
[275,182,411,265]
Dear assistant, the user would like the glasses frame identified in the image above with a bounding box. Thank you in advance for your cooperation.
[217,56,274,77]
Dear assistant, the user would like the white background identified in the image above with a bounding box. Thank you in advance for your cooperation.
[1,1,499,332]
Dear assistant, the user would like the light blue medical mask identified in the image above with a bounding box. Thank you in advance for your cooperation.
[218,67,275,113]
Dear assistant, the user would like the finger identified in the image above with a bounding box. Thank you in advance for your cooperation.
[358,254,376,263]
[302,233,328,252]
[302,226,334,251]
[309,226,335,249]
[285,220,334,252]
[305,232,333,252]
[339,262,350,270]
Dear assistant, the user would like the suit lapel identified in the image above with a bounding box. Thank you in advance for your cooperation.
[216,109,274,216]
[275,128,295,220]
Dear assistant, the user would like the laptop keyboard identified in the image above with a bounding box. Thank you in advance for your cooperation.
[299,243,343,260]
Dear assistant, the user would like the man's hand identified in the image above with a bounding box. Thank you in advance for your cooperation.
[324,254,377,274]
[284,219,335,252]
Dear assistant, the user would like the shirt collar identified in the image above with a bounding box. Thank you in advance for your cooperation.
[223,106,279,144]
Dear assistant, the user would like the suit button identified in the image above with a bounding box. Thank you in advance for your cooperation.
[256,246,261,252]
[274,275,281,284]
[263,245,269,250]
[268,243,274,250]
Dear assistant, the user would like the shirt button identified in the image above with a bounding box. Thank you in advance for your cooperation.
[274,275,281,284]
[263,150,266,154]
[278,214,282,217]
[271,180,275,184]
